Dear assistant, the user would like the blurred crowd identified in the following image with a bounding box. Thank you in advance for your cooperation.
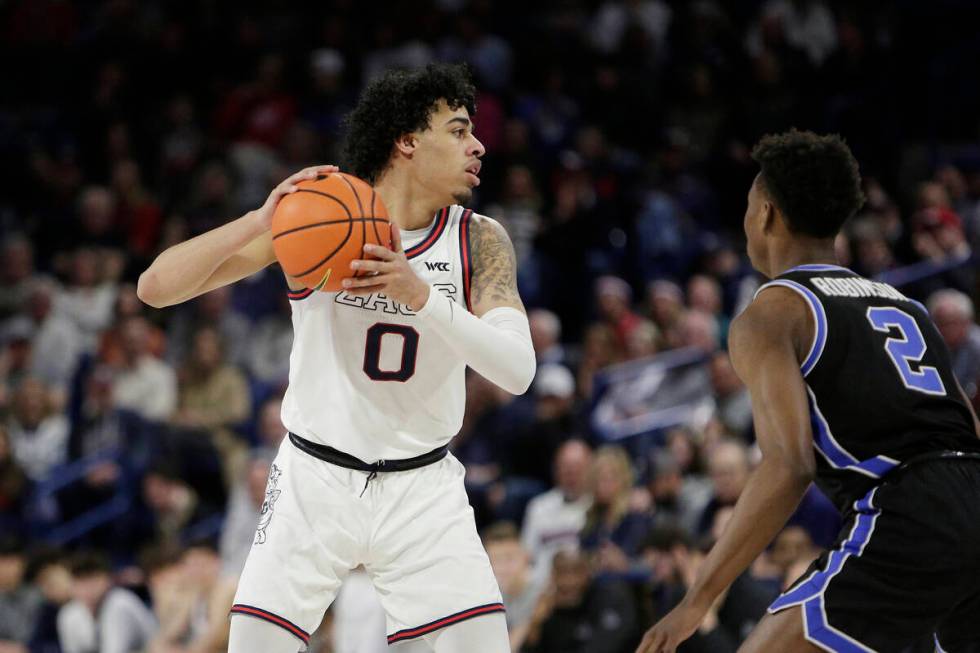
[2,0,979,651]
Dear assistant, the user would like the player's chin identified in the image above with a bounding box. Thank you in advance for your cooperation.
[451,187,473,205]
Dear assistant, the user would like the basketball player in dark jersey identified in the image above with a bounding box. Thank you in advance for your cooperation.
[637,130,980,653]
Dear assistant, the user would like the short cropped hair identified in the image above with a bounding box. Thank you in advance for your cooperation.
[751,129,865,238]
[344,63,477,184]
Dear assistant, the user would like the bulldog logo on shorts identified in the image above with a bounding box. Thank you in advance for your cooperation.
[255,464,283,545]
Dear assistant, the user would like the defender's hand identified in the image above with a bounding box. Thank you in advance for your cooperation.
[635,599,707,653]
[251,165,339,230]
[344,223,431,311]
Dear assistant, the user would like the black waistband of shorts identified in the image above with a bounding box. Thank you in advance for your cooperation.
[885,450,980,482]
[288,432,449,473]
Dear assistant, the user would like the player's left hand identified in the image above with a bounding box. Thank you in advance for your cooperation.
[344,223,431,311]
[634,600,706,653]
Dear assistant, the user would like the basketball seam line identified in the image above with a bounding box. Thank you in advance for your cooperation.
[276,187,356,273]
[272,217,389,240]
[336,175,369,281]
[288,214,354,278]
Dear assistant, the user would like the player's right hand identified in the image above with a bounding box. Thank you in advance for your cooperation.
[252,165,340,229]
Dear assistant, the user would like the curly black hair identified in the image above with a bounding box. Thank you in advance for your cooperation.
[751,129,865,238]
[343,63,477,184]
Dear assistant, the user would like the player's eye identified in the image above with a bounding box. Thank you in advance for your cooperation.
[454,129,466,138]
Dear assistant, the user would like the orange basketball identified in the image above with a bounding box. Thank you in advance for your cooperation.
[271,172,391,293]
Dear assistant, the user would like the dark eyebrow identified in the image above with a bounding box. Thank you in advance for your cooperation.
[446,117,471,128]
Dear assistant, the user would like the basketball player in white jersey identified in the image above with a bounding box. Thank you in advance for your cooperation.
[138,64,535,652]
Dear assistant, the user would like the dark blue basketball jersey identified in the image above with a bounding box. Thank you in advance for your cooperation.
[756,264,980,511]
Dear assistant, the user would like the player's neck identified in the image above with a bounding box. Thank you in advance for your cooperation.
[374,172,447,232]
[767,239,839,278]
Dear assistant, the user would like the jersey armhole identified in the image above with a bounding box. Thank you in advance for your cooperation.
[754,279,827,376]
[458,208,474,312]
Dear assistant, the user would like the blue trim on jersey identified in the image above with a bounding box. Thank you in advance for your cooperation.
[909,299,928,315]
[782,263,855,274]
[807,388,899,478]
[770,487,879,653]
[755,279,827,376]
[803,600,876,652]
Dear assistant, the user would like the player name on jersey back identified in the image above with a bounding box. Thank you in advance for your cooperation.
[810,276,911,301]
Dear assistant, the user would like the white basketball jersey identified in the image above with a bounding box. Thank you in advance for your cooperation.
[280,205,476,462]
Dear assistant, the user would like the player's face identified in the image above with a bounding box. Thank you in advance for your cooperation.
[743,175,768,275]
[412,101,485,205]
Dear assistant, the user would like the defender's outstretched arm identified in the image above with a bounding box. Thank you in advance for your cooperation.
[636,287,817,653]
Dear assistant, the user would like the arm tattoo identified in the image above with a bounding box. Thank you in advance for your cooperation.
[469,215,524,311]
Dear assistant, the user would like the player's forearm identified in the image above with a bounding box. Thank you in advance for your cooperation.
[416,290,536,395]
[138,211,266,308]
[684,457,811,610]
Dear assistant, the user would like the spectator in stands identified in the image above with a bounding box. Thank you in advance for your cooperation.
[246,294,292,387]
[220,454,271,577]
[928,289,980,403]
[143,544,186,650]
[140,463,205,550]
[522,549,638,653]
[71,186,124,251]
[7,378,68,482]
[98,282,166,367]
[24,549,73,652]
[708,351,753,438]
[485,165,544,300]
[646,280,685,351]
[625,321,661,360]
[528,309,567,368]
[57,552,156,653]
[580,446,653,572]
[593,276,643,359]
[70,364,126,459]
[769,526,819,589]
[483,522,545,652]
[687,275,728,347]
[147,541,234,652]
[695,439,751,535]
[633,449,711,535]
[166,287,251,368]
[4,277,83,401]
[576,320,620,399]
[665,426,706,480]
[0,318,33,405]
[56,248,120,352]
[0,234,34,320]
[111,159,164,260]
[110,315,177,422]
[0,537,42,652]
[174,326,251,485]
[678,309,721,355]
[506,364,582,484]
[254,395,286,453]
[522,439,593,582]
[0,428,28,542]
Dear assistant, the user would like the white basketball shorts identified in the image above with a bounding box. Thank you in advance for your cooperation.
[230,436,504,647]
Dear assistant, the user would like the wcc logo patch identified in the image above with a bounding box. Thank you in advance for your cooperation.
[254,464,283,545]
[425,261,450,272]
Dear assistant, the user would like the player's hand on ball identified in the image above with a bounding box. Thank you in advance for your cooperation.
[345,223,431,311]
[252,164,340,229]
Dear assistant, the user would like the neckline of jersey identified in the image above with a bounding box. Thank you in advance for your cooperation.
[779,263,855,276]
[400,213,440,239]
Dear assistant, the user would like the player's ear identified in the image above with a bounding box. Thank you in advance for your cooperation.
[762,200,777,234]
[394,133,417,157]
